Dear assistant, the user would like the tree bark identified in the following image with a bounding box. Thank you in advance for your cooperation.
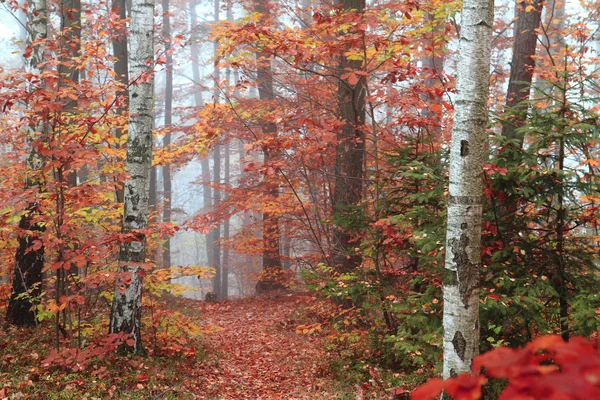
[331,0,366,274]
[6,0,48,327]
[502,0,542,147]
[112,0,129,203]
[212,146,222,298]
[420,9,446,137]
[161,0,172,269]
[222,142,230,298]
[109,0,154,354]
[254,0,283,294]
[442,0,494,379]
[189,0,214,290]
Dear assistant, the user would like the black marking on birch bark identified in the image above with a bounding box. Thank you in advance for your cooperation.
[131,194,140,210]
[444,268,458,286]
[448,195,482,205]
[452,331,467,361]
[447,222,478,308]
[460,140,469,156]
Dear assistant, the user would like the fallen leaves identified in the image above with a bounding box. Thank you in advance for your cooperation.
[190,292,332,399]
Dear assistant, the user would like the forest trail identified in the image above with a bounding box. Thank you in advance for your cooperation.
[189,292,334,399]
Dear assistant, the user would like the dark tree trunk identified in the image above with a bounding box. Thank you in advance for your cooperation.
[420,10,446,137]
[7,215,45,326]
[112,0,129,203]
[331,0,366,273]
[254,0,283,294]
[502,0,543,148]
[212,146,222,299]
[201,156,213,280]
[222,142,230,298]
[189,0,213,291]
[162,0,172,269]
[496,1,543,228]
[206,0,223,299]
[59,0,81,284]
[6,0,48,327]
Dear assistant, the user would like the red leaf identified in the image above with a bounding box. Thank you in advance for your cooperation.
[411,378,445,400]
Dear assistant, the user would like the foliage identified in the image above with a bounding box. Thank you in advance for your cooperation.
[1,0,600,397]
[412,334,600,400]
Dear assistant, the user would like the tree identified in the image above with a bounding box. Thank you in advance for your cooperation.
[161,0,173,270]
[501,0,542,149]
[331,0,367,273]
[211,0,223,299]
[111,0,129,203]
[109,0,155,353]
[442,0,494,379]
[6,0,48,327]
[254,0,283,293]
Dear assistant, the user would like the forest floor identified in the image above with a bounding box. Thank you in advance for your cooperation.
[188,292,338,399]
[0,292,386,399]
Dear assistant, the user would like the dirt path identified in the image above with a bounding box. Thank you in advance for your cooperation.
[188,292,334,399]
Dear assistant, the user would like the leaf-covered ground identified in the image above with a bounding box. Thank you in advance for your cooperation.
[188,292,334,399]
[1,292,370,399]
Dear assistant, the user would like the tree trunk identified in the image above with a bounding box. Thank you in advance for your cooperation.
[189,0,213,290]
[222,143,230,298]
[442,0,494,379]
[6,0,48,327]
[59,0,81,112]
[162,0,172,269]
[254,0,283,294]
[109,0,154,354]
[206,0,223,299]
[112,0,129,203]
[201,155,213,278]
[212,146,222,299]
[502,0,542,147]
[331,0,366,273]
[420,9,446,138]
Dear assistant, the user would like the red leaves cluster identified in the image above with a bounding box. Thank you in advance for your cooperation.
[41,332,131,372]
[412,335,600,400]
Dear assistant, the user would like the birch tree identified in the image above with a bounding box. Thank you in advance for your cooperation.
[442,0,494,378]
[109,0,155,353]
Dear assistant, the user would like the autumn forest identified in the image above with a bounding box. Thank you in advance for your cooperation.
[1,0,600,398]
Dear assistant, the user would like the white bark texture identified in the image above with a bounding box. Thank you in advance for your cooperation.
[442,0,494,379]
[109,0,154,353]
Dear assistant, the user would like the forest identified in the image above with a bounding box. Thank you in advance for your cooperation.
[0,0,599,398]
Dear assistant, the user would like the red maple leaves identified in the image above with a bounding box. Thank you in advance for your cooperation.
[412,335,600,400]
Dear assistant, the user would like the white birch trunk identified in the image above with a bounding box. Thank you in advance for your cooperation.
[442,0,494,379]
[109,0,154,353]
